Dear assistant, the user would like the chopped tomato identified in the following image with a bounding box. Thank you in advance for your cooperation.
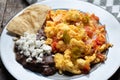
[92,40,98,49]
[83,63,90,73]
[98,25,105,30]
[51,37,58,51]
[53,37,58,42]
[51,41,57,51]
[98,25,106,34]
[91,14,99,21]
[85,26,93,38]
[95,34,106,45]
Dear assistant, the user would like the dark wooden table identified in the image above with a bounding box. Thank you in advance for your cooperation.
[0,0,120,80]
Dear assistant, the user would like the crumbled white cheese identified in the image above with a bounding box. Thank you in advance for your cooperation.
[42,44,52,54]
[20,51,23,54]
[35,40,43,48]
[26,57,32,62]
[24,51,30,57]
[13,37,18,41]
[39,53,43,58]
[29,46,35,53]
[40,37,45,40]
[31,49,43,57]
[36,57,43,63]
[15,32,52,63]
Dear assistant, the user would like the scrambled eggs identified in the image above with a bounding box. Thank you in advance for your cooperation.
[44,9,112,74]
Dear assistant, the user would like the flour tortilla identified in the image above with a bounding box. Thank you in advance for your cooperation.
[7,4,51,36]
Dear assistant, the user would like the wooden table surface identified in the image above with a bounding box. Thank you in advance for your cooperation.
[0,0,120,80]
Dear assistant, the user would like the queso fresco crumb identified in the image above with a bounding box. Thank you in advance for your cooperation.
[15,32,52,63]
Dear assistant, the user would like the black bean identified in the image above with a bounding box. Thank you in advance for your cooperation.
[42,66,56,76]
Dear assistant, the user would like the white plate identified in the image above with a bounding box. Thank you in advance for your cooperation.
[1,0,120,80]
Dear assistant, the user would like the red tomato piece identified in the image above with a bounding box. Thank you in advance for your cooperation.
[95,34,106,45]
[85,26,93,38]
[83,63,90,73]
[51,41,57,51]
[91,14,99,21]
[51,37,59,51]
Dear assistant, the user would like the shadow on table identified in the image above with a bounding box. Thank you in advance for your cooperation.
[0,58,16,80]
[109,67,120,80]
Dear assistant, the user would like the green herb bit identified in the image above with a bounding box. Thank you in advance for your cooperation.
[62,30,70,44]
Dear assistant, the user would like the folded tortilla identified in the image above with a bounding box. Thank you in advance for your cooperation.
[7,4,51,36]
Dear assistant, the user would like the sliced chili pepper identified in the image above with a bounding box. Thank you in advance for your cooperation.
[62,30,70,44]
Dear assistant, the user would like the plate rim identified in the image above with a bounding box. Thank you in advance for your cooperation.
[0,0,120,80]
